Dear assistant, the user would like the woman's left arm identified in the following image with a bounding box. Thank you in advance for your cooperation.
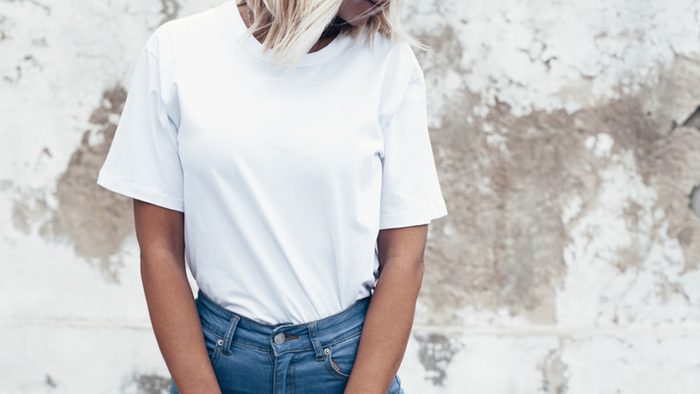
[344,224,429,394]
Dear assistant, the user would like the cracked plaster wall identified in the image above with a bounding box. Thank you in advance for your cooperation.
[1,0,700,392]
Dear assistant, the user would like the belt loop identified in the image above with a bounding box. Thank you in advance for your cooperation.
[222,314,240,356]
[306,321,325,361]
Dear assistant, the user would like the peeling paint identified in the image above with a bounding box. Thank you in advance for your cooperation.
[9,84,134,283]
[132,373,171,394]
[681,106,700,130]
[44,374,57,388]
[690,186,700,220]
[159,0,181,24]
[540,347,568,394]
[3,0,700,392]
[414,333,465,386]
[419,52,700,330]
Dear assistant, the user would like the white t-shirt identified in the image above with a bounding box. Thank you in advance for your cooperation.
[97,0,448,325]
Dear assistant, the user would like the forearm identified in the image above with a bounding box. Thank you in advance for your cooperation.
[344,257,424,394]
[141,250,221,394]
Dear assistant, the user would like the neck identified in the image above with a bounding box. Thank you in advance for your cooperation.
[237,2,343,53]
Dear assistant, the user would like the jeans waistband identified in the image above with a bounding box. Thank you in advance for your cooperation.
[195,288,372,358]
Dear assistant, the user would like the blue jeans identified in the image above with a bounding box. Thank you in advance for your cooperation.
[169,288,404,394]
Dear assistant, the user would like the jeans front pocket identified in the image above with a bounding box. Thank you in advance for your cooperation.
[196,296,241,367]
[322,331,362,379]
[201,323,225,364]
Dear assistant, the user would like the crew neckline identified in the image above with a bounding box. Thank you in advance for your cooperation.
[224,0,354,68]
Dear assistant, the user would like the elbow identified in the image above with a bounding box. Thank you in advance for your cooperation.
[415,257,425,277]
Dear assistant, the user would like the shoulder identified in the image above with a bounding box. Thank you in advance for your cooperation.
[365,32,423,92]
[368,34,425,122]
[143,3,226,59]
[371,33,420,72]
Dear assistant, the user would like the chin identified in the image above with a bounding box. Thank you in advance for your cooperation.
[337,0,382,27]
[338,14,369,27]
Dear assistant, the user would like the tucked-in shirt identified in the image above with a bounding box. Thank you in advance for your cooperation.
[97,0,448,325]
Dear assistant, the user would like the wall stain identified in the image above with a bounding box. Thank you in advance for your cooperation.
[539,346,568,394]
[414,332,465,387]
[159,0,180,25]
[44,374,57,388]
[10,84,135,283]
[681,106,700,130]
[131,373,171,394]
[11,188,50,235]
[690,186,700,220]
[415,23,700,327]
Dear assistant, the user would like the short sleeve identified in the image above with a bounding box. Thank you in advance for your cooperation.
[378,65,448,229]
[96,36,184,212]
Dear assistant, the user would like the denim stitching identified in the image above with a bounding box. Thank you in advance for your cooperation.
[323,344,351,379]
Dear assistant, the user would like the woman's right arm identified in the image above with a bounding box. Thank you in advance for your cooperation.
[133,199,222,394]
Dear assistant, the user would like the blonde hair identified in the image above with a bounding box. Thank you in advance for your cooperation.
[235,0,427,69]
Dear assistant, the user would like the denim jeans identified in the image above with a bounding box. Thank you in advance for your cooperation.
[169,288,404,394]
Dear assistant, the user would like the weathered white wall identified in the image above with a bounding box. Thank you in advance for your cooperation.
[2,0,700,393]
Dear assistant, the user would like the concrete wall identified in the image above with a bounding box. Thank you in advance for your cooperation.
[1,0,699,392]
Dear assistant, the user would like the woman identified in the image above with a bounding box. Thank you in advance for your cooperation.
[96,0,448,392]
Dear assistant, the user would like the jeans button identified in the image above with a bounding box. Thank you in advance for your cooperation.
[274,333,286,344]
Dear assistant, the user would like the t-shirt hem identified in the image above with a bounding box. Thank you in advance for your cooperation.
[378,204,448,230]
[96,170,184,212]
